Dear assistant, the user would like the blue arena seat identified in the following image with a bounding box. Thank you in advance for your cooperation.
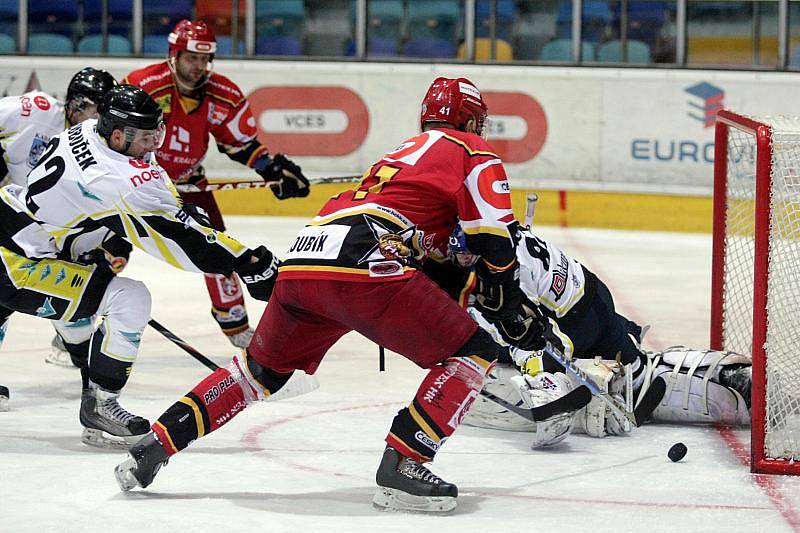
[596,39,651,63]
[78,34,131,55]
[402,37,456,58]
[557,0,612,42]
[256,35,302,55]
[215,35,245,56]
[28,33,74,55]
[367,0,403,41]
[539,39,595,61]
[143,34,169,55]
[0,32,15,53]
[475,0,516,40]
[408,0,459,40]
[28,0,78,37]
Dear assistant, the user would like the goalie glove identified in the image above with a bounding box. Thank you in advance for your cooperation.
[253,153,310,199]
[497,300,565,353]
[235,246,280,301]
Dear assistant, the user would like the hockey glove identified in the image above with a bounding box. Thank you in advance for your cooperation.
[473,259,525,322]
[182,203,213,228]
[78,234,132,275]
[497,300,565,354]
[235,245,281,301]
[254,154,310,199]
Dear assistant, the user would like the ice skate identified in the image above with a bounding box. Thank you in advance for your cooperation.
[227,327,254,349]
[115,432,169,491]
[373,447,457,513]
[79,384,150,449]
[45,335,77,368]
[0,385,9,412]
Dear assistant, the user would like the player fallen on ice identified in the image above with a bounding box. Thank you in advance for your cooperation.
[445,224,752,447]
[123,19,310,350]
[0,85,282,448]
[0,68,121,371]
[114,76,559,513]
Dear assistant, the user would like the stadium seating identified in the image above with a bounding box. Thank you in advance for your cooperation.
[0,32,14,53]
[403,36,456,58]
[540,39,595,61]
[596,39,651,63]
[83,0,133,37]
[28,33,74,55]
[457,37,513,61]
[28,0,78,38]
[256,35,302,56]
[475,0,516,40]
[143,0,192,36]
[215,36,245,56]
[77,34,131,55]
[556,0,612,43]
[143,34,169,56]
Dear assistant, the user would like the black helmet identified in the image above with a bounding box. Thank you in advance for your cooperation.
[97,84,162,137]
[66,67,117,106]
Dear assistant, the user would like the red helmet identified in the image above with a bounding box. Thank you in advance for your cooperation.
[168,19,217,58]
[420,77,488,135]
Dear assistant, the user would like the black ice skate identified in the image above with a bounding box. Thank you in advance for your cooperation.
[373,446,458,513]
[79,384,150,449]
[115,432,169,491]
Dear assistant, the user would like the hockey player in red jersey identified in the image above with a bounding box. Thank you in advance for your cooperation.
[115,77,557,512]
[123,19,309,349]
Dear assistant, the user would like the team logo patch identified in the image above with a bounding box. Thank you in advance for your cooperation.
[414,431,439,452]
[27,134,48,167]
[33,95,50,110]
[368,260,403,277]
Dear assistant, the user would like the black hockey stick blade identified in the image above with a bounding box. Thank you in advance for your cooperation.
[480,384,592,423]
[148,319,220,371]
[633,375,666,426]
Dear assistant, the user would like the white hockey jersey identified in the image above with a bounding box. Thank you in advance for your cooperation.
[516,228,586,317]
[0,91,66,187]
[0,119,250,273]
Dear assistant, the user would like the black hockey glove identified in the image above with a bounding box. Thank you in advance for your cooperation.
[473,260,525,322]
[495,299,564,353]
[77,233,132,274]
[254,153,310,200]
[235,246,281,301]
[182,203,213,228]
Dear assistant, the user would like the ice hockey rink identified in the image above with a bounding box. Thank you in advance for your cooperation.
[2,215,799,533]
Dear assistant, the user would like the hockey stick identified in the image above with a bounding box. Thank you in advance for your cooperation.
[175,174,362,193]
[541,341,666,427]
[148,318,220,371]
[480,384,592,423]
[524,193,539,230]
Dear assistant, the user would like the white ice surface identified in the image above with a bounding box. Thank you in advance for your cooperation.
[2,216,799,533]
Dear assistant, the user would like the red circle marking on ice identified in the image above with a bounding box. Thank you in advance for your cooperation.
[247,86,369,156]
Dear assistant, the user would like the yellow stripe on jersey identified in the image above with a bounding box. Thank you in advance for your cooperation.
[308,205,411,230]
[0,247,93,317]
[119,198,183,269]
[440,133,498,158]
[278,264,415,276]
[178,396,207,438]
[540,284,585,317]
[461,225,511,239]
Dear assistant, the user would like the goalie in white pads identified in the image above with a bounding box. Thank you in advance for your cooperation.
[446,224,751,446]
[0,85,281,448]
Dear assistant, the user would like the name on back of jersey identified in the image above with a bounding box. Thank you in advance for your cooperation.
[68,125,97,171]
[285,225,349,260]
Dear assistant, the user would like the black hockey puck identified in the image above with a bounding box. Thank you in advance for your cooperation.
[668,442,687,462]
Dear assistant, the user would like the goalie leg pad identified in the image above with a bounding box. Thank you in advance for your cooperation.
[463,364,538,432]
[516,372,576,448]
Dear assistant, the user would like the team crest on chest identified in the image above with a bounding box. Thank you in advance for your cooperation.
[27,134,48,167]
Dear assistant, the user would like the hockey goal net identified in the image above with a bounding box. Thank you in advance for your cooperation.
[711,110,800,475]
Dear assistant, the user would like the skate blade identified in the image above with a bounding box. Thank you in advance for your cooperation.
[81,428,143,450]
[372,487,457,513]
[114,457,140,491]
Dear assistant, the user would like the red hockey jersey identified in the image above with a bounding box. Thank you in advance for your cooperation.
[280,128,517,282]
[122,62,267,183]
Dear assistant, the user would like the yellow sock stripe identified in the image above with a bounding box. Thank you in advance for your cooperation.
[458,271,476,309]
[408,403,440,445]
[153,421,178,454]
[388,432,432,462]
[178,396,206,438]
[467,353,493,369]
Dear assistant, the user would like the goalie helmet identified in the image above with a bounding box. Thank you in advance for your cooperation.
[420,77,488,136]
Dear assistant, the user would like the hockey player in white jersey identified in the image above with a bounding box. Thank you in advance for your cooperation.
[0,85,281,448]
[0,67,119,370]
[448,223,752,446]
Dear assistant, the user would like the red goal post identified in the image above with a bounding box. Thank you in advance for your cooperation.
[712,110,800,475]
